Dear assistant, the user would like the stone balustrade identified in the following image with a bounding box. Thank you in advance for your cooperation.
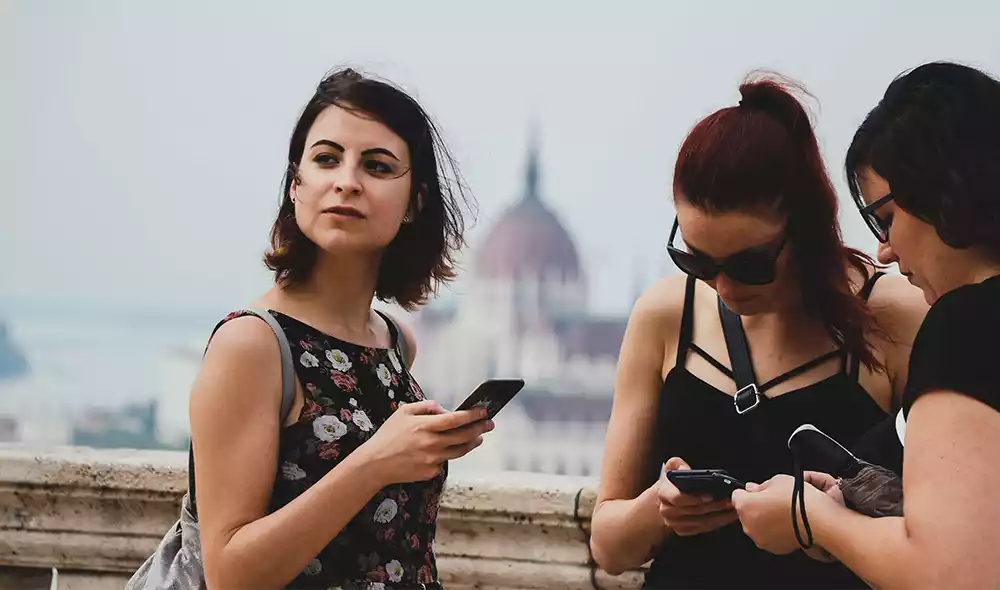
[0,445,645,589]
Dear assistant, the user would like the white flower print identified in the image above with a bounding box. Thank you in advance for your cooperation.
[352,409,373,432]
[388,390,395,400]
[325,348,352,372]
[303,558,322,576]
[313,415,348,442]
[300,351,319,368]
[369,584,386,590]
[386,559,404,583]
[281,462,306,481]
[373,498,399,523]
[376,363,392,386]
[349,397,358,407]
[387,349,403,373]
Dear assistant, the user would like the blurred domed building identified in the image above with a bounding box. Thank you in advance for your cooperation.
[412,135,628,477]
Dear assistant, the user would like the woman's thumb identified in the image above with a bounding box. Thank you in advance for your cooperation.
[664,457,691,471]
[402,400,444,415]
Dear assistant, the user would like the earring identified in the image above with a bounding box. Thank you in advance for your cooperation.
[402,214,412,224]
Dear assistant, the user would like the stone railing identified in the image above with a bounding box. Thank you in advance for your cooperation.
[0,445,645,589]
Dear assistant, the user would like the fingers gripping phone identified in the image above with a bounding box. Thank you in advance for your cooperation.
[666,469,746,500]
[454,378,525,420]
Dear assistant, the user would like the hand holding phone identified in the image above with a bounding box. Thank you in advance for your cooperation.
[657,457,740,536]
[453,378,525,421]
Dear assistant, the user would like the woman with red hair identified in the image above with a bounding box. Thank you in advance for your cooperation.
[589,74,927,588]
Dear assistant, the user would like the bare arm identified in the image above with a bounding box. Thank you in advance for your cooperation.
[190,317,387,590]
[866,275,928,408]
[809,392,1000,588]
[590,277,682,575]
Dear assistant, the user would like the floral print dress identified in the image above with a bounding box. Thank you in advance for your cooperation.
[252,309,445,590]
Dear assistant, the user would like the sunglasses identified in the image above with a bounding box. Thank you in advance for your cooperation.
[666,217,789,285]
[855,192,894,243]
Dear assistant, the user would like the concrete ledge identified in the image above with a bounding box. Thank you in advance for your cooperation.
[0,445,644,589]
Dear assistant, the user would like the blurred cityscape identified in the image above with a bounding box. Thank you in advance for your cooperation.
[0,136,633,476]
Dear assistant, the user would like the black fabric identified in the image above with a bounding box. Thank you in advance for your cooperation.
[645,275,888,589]
[851,414,904,476]
[903,273,1000,416]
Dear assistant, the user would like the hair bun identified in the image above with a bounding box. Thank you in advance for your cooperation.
[737,75,814,145]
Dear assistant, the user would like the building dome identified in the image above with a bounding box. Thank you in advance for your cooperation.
[476,141,581,282]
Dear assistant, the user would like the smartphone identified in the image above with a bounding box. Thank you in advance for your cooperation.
[666,469,746,499]
[453,378,525,420]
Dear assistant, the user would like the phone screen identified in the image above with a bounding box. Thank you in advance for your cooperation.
[454,378,525,419]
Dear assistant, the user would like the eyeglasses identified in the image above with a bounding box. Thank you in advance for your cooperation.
[666,217,789,285]
[855,192,894,243]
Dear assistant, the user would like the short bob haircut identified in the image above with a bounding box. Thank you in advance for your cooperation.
[846,61,1000,260]
[264,68,474,310]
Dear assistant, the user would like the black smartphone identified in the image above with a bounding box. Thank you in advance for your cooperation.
[454,378,525,420]
[665,469,746,499]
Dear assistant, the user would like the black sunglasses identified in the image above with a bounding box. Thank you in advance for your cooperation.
[666,217,789,285]
[855,192,894,243]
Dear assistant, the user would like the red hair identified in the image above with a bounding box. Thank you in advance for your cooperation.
[673,72,883,372]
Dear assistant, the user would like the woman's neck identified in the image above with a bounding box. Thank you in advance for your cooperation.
[282,250,381,334]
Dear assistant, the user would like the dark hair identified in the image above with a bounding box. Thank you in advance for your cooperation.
[846,61,1000,260]
[264,68,475,310]
[673,72,882,371]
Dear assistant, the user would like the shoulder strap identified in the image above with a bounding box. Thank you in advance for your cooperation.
[859,271,886,302]
[188,308,297,519]
[675,275,698,367]
[718,297,757,389]
[375,310,410,367]
[718,297,764,414]
[849,271,888,379]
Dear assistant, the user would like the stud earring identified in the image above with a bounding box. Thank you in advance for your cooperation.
[402,214,412,224]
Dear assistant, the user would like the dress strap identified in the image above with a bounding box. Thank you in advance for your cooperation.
[675,275,698,367]
[849,270,887,380]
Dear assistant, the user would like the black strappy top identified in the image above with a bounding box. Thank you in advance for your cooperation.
[644,274,888,590]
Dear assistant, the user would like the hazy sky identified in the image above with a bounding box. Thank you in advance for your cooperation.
[6,0,1000,316]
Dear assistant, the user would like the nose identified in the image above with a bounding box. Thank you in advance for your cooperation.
[713,275,740,300]
[876,241,897,266]
[333,162,363,195]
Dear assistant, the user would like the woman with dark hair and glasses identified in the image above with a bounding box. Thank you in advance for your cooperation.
[158,68,492,590]
[589,73,928,589]
[734,61,1000,588]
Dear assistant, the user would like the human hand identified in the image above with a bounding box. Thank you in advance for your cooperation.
[800,472,842,562]
[732,474,838,556]
[359,400,494,486]
[657,457,738,536]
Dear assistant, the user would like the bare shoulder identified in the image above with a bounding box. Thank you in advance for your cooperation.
[866,274,929,343]
[631,274,689,326]
[204,314,283,365]
[624,274,691,368]
[193,314,283,411]
[381,311,417,369]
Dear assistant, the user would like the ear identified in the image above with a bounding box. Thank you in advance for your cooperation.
[408,184,426,218]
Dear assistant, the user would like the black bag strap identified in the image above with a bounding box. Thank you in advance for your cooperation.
[188,308,296,519]
[375,309,410,367]
[717,297,762,414]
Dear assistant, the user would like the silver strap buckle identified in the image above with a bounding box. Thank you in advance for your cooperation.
[734,383,762,415]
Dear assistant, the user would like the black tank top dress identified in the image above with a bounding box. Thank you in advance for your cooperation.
[644,274,888,589]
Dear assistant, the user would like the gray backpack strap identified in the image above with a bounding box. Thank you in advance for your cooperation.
[246,308,297,423]
[189,309,296,519]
